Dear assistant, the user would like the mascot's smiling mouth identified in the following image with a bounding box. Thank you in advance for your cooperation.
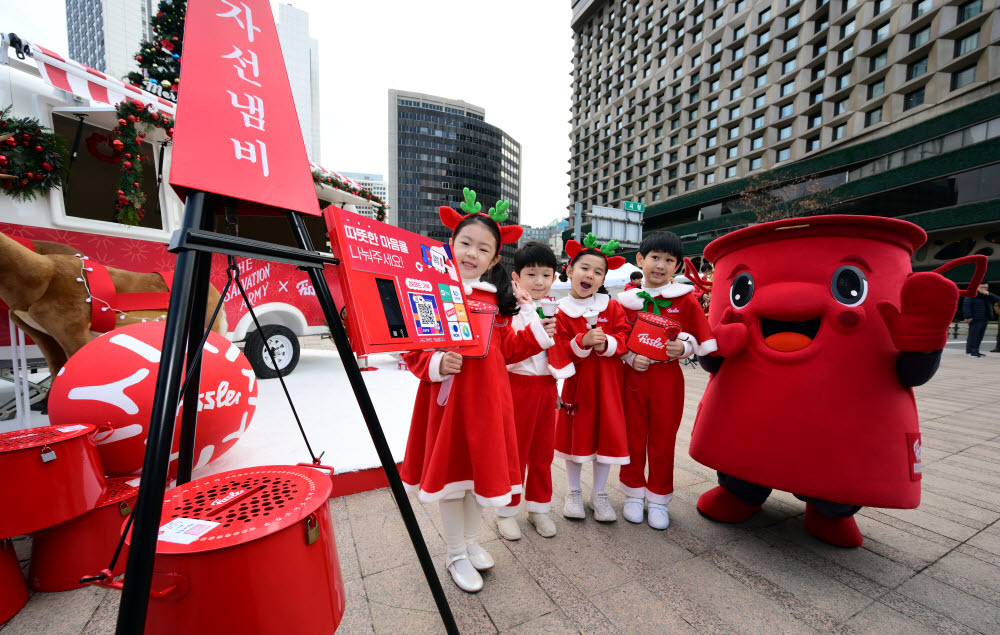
[760,317,821,352]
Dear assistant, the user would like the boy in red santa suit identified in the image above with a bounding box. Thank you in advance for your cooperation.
[495,241,575,541]
[401,189,555,593]
[554,234,631,522]
[617,232,716,529]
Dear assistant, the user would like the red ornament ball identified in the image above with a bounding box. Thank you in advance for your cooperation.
[136,55,143,62]
[124,153,132,159]
[118,118,127,126]
[48,322,257,476]
[150,112,159,120]
[0,156,8,166]
[133,182,140,188]
[112,139,124,150]
[41,162,53,172]
[123,161,132,169]
[34,145,43,152]
[25,172,34,180]
[127,115,137,123]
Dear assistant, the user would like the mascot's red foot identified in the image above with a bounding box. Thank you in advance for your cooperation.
[697,486,762,523]
[804,504,863,548]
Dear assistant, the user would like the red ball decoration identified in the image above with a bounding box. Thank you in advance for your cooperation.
[34,145,43,152]
[136,55,143,62]
[0,156,8,166]
[4,138,16,147]
[41,162,53,172]
[25,172,34,180]
[127,115,137,123]
[150,112,159,120]
[112,139,124,150]
[118,118,127,126]
[167,128,174,137]
[124,153,132,159]
[133,182,140,188]
[34,174,43,181]
[48,322,257,476]
[123,161,132,169]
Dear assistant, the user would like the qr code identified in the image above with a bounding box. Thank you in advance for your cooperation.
[414,297,435,327]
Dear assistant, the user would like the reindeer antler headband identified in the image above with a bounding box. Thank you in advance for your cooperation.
[565,232,627,270]
[439,187,523,245]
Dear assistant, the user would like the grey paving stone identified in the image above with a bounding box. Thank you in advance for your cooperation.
[839,601,947,635]
[852,513,956,568]
[336,576,375,634]
[346,487,398,519]
[589,581,696,634]
[896,571,1000,634]
[966,524,1000,557]
[926,549,1000,607]
[1,586,107,635]
[333,509,363,582]
[474,538,553,631]
[918,489,999,527]
[870,506,981,542]
[503,610,579,634]
[351,506,444,577]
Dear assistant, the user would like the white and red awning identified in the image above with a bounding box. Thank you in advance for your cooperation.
[309,162,365,190]
[29,43,176,116]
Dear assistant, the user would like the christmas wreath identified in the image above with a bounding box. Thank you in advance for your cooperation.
[311,170,388,223]
[0,106,68,202]
[113,99,174,225]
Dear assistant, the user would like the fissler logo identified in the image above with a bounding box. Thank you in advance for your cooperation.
[637,333,666,349]
[197,381,242,411]
[211,490,245,506]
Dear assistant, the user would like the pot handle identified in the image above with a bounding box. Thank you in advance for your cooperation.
[92,422,115,444]
[81,569,189,601]
[296,461,337,488]
[933,254,988,298]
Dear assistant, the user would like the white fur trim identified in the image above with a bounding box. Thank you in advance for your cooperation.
[676,334,695,360]
[618,482,646,499]
[570,335,592,358]
[599,335,618,357]
[557,292,610,318]
[618,283,693,310]
[525,500,552,514]
[407,478,522,507]
[463,278,498,295]
[529,320,555,350]
[644,491,673,505]
[548,362,576,380]
[427,351,447,383]
[554,450,597,463]
[596,454,630,465]
[687,336,718,357]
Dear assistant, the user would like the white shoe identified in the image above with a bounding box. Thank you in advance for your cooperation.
[563,489,585,519]
[590,491,617,522]
[623,497,644,524]
[647,503,670,530]
[528,512,556,537]
[466,543,494,571]
[495,515,521,541]
[446,554,483,593]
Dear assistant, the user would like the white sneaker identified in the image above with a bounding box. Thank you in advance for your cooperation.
[446,553,483,593]
[647,503,670,530]
[495,515,521,541]
[590,491,617,522]
[623,497,645,524]
[466,542,494,571]
[563,489,585,519]
[528,512,556,537]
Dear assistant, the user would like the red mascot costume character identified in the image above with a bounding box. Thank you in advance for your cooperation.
[688,215,986,547]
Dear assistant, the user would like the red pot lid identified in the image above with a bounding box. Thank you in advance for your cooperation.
[98,477,140,508]
[704,214,927,263]
[0,424,95,452]
[466,298,498,315]
[136,465,333,554]
[635,312,681,329]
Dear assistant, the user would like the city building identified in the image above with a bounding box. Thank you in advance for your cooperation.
[569,0,1000,283]
[388,89,522,267]
[277,3,321,162]
[340,172,388,220]
[520,225,552,246]
[65,0,153,80]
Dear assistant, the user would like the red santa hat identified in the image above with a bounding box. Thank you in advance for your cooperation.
[565,232,627,270]
[439,187,522,245]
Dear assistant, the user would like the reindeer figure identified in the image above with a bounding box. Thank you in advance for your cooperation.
[0,232,226,377]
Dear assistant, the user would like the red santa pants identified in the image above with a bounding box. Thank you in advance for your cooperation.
[498,373,558,516]
[618,361,684,505]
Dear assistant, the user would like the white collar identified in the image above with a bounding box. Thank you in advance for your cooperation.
[463,278,497,295]
[618,282,692,310]
[557,292,610,318]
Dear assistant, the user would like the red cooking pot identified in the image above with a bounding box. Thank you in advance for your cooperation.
[1,538,28,625]
[30,476,139,592]
[626,313,682,362]
[105,465,345,634]
[0,424,107,538]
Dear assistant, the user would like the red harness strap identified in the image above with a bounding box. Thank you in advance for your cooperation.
[86,264,174,333]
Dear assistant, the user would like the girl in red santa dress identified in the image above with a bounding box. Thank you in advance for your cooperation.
[554,234,631,522]
[400,188,555,593]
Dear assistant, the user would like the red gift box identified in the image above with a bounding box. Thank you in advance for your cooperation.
[627,313,682,361]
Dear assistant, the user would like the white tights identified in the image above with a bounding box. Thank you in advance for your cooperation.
[565,460,611,493]
[439,491,482,558]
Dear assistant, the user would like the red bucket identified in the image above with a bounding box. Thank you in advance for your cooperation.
[462,298,499,358]
[1,538,28,625]
[29,477,139,592]
[626,313,682,361]
[0,424,107,538]
[120,465,345,634]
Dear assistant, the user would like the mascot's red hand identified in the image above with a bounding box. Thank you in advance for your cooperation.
[714,307,749,357]
[877,272,958,353]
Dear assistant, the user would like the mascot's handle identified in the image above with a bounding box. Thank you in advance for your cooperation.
[683,257,712,294]
[932,255,988,298]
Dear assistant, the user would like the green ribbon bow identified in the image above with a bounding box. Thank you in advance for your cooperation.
[636,291,672,315]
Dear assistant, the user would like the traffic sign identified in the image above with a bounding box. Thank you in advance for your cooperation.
[624,201,645,213]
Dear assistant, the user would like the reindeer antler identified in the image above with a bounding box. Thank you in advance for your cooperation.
[488,200,510,223]
[460,187,482,215]
[583,233,599,249]
[601,239,621,256]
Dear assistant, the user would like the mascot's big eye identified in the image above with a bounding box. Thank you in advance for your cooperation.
[730,272,754,308]
[831,266,868,306]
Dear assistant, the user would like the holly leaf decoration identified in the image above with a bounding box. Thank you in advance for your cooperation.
[583,233,599,249]
[460,187,482,215]
[488,199,510,222]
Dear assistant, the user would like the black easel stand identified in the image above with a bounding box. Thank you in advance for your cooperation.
[116,192,458,634]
